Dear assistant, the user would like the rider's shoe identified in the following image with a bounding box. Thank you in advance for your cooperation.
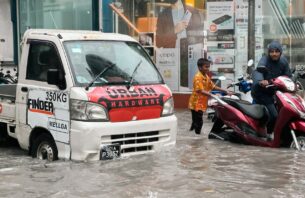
[266,133,274,141]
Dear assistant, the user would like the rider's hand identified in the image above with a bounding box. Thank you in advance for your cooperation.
[259,80,269,87]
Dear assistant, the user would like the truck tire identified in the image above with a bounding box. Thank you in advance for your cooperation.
[0,123,8,145]
[31,133,58,161]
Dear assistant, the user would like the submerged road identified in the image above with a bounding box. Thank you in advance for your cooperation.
[0,109,305,197]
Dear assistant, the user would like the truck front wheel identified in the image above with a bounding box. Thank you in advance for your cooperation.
[31,133,58,161]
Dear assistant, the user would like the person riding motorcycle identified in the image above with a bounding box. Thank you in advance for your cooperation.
[251,40,292,135]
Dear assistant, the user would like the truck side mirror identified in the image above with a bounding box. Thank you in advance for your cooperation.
[47,69,66,90]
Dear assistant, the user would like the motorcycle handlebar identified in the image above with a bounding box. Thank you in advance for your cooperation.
[227,84,232,89]
[227,82,240,89]
[265,84,275,88]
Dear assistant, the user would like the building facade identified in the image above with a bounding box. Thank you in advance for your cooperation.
[1,0,305,108]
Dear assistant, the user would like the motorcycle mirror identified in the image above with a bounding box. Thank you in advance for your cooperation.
[218,76,226,81]
[247,59,254,67]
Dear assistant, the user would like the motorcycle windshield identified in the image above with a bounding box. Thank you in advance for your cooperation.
[63,41,163,87]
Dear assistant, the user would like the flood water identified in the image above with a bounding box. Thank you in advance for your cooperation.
[1,109,305,198]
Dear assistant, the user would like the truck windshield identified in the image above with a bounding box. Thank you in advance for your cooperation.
[64,41,163,87]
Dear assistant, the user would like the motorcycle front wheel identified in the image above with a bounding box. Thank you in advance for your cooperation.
[290,135,305,150]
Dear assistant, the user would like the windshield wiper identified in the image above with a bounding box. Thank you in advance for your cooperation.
[85,64,114,90]
[127,60,142,90]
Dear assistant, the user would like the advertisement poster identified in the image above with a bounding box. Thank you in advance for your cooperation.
[235,0,263,78]
[155,48,179,91]
[155,0,204,91]
[187,43,204,89]
[207,45,235,71]
[206,0,234,42]
[206,0,235,88]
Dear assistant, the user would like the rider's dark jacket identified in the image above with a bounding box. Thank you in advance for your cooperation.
[251,41,292,104]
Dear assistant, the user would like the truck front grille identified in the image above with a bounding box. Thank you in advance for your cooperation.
[111,131,159,145]
[122,146,153,154]
[101,130,170,154]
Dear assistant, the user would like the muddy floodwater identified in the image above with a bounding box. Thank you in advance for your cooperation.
[1,109,305,198]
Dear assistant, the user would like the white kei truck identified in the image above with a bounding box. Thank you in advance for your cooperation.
[0,29,177,161]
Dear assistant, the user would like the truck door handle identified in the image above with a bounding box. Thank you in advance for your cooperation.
[21,87,28,92]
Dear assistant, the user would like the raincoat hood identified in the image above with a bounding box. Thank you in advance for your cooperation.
[268,40,283,54]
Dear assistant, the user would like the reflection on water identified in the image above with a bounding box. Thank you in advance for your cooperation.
[1,109,305,197]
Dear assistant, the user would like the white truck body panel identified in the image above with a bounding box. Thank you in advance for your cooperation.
[70,115,177,161]
[0,29,177,161]
[27,88,70,143]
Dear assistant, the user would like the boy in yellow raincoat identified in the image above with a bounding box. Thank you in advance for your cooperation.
[188,58,233,134]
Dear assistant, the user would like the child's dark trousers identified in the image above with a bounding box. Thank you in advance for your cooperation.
[190,109,203,134]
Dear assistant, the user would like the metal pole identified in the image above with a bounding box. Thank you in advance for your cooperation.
[99,0,103,31]
[289,0,292,67]
[247,0,255,74]
[109,3,140,34]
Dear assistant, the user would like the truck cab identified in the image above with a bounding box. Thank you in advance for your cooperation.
[0,29,177,161]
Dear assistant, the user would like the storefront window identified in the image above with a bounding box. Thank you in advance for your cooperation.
[290,0,305,69]
[109,0,205,92]
[261,0,305,70]
[108,0,305,93]
[19,0,93,40]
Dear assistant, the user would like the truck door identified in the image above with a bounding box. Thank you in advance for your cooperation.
[19,40,70,146]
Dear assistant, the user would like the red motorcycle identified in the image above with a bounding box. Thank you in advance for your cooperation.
[209,66,305,150]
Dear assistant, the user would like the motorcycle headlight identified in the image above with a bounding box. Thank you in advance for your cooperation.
[162,97,174,116]
[70,99,109,121]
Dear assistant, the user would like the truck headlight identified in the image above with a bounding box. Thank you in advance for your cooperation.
[162,97,174,116]
[70,99,109,121]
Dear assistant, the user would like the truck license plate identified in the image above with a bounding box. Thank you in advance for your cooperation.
[100,144,121,160]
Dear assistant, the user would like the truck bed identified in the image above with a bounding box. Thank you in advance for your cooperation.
[0,84,16,100]
[0,84,16,121]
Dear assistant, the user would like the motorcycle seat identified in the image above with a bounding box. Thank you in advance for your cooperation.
[222,98,270,123]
